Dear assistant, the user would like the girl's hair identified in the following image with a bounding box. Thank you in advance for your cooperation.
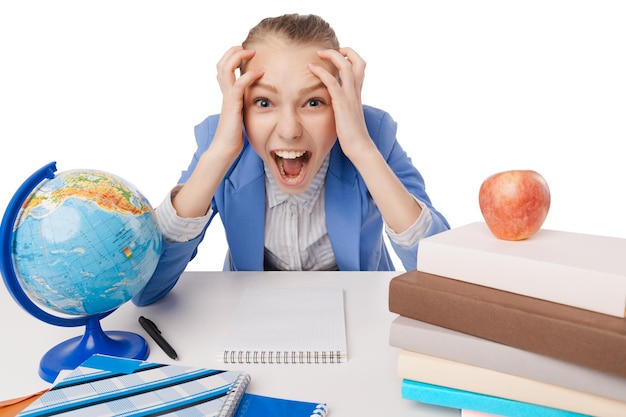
[242,13,340,50]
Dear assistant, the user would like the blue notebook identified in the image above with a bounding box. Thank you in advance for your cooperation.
[401,379,591,417]
[235,393,327,417]
[18,354,327,416]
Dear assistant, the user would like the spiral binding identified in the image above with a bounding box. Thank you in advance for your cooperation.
[222,350,346,364]
[311,403,329,416]
[217,371,252,417]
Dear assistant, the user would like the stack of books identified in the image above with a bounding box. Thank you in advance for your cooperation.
[388,222,626,417]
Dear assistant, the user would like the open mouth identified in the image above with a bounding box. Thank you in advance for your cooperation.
[273,150,311,185]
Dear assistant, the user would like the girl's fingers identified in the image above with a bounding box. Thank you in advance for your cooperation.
[339,47,366,92]
[216,46,257,92]
[339,48,366,74]
[316,48,365,98]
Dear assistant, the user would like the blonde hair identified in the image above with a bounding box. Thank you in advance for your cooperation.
[242,13,340,51]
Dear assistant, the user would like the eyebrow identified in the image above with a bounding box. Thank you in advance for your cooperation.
[299,81,326,95]
[250,81,327,95]
[251,81,278,94]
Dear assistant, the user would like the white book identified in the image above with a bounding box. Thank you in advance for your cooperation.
[389,315,626,402]
[397,350,626,417]
[417,222,626,317]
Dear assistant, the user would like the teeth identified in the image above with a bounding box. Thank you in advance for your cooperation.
[275,150,305,159]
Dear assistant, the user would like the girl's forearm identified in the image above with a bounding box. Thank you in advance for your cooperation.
[349,144,422,233]
[172,145,237,218]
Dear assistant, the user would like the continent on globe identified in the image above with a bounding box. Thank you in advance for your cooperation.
[11,169,162,316]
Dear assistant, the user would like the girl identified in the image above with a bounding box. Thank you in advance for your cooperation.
[134,13,449,306]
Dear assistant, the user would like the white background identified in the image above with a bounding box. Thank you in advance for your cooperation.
[1,1,624,271]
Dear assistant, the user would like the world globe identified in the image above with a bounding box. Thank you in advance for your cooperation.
[0,162,162,382]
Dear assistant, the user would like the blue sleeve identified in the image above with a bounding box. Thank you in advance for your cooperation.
[132,232,206,306]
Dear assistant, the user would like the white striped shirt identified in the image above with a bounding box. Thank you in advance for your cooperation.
[263,155,336,270]
[155,156,431,270]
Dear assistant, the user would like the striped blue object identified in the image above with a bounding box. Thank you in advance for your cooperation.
[401,379,592,417]
[18,354,250,417]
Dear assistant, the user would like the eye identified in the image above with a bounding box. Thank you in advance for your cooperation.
[307,98,324,108]
[253,98,271,108]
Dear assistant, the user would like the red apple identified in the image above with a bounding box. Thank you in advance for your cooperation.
[479,170,550,241]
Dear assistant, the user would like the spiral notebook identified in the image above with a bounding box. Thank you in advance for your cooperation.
[221,287,347,364]
[234,393,328,417]
[17,354,250,417]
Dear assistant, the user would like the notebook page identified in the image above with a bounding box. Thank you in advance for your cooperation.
[221,287,347,364]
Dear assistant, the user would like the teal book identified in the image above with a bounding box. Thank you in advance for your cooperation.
[401,379,591,417]
[18,354,327,416]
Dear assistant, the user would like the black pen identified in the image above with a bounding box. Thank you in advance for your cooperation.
[139,316,178,360]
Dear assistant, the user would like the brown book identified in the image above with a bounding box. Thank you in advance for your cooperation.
[388,269,626,378]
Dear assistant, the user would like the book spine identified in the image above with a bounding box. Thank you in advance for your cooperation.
[388,272,626,378]
[401,379,589,417]
[417,237,626,318]
[221,350,346,364]
[218,372,251,417]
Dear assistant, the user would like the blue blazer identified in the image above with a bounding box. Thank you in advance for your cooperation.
[133,105,449,306]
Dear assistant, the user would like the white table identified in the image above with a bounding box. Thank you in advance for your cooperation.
[0,271,458,416]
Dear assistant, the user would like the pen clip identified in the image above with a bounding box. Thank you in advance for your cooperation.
[140,316,161,334]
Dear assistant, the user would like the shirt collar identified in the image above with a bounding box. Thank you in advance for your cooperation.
[265,154,330,213]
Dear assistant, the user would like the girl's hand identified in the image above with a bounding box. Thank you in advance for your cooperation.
[212,46,264,158]
[172,47,263,219]
[311,48,423,233]
[309,48,374,160]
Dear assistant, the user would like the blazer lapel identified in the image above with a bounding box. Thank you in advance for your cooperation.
[221,142,362,271]
[221,144,266,270]
[325,143,361,271]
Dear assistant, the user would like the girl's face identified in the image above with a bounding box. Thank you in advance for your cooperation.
[243,39,337,194]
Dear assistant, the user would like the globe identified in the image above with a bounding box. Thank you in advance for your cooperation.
[0,162,162,382]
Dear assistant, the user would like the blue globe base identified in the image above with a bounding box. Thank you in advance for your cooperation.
[39,317,149,383]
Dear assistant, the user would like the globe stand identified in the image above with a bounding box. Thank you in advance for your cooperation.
[0,162,153,383]
[39,316,148,382]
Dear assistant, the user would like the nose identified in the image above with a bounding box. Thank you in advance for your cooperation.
[276,108,302,141]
